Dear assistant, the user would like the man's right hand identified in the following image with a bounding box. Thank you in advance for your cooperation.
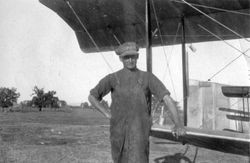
[88,95,111,120]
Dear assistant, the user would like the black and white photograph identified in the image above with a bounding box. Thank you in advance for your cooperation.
[0,0,249,162]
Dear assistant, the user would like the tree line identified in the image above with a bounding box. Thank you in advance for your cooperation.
[0,86,67,111]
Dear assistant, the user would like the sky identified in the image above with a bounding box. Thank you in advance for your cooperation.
[0,0,249,105]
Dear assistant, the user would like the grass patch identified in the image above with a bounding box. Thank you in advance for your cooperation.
[0,107,249,163]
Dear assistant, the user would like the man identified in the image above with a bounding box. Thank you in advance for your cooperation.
[88,42,185,163]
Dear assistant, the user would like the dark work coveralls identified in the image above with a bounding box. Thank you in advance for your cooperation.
[90,68,169,163]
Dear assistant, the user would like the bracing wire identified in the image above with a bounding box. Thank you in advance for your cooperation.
[162,23,181,98]
[181,0,250,42]
[230,99,242,108]
[151,0,169,53]
[239,42,250,58]
[210,56,246,82]
[126,0,145,24]
[151,0,177,99]
[167,23,181,65]
[112,34,122,45]
[167,0,250,109]
[199,25,249,57]
[170,0,250,17]
[198,24,249,81]
[162,23,181,81]
[244,48,250,57]
[65,0,114,73]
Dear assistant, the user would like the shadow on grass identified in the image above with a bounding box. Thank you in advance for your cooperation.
[34,137,77,145]
[154,146,199,163]
[0,125,79,146]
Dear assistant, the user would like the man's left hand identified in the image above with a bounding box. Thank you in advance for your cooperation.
[171,125,186,139]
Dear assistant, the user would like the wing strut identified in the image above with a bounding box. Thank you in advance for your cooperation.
[146,0,152,112]
[146,0,152,73]
[181,16,189,126]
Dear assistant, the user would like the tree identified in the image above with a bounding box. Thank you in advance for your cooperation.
[31,86,45,111]
[0,87,20,108]
[44,90,59,108]
[81,102,89,109]
[31,86,59,111]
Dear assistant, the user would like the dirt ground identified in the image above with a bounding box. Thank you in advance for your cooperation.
[0,108,249,163]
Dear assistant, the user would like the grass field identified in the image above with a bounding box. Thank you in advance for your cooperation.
[0,107,249,163]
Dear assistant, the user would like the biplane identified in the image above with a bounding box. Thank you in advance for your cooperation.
[39,0,250,157]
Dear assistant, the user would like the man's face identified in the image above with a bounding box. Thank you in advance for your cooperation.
[120,54,138,70]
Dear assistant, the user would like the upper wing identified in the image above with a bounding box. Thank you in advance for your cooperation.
[39,0,250,53]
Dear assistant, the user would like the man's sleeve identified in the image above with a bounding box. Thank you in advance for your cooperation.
[90,74,112,101]
[148,73,170,101]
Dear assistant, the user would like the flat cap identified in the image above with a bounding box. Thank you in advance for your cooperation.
[115,42,139,57]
